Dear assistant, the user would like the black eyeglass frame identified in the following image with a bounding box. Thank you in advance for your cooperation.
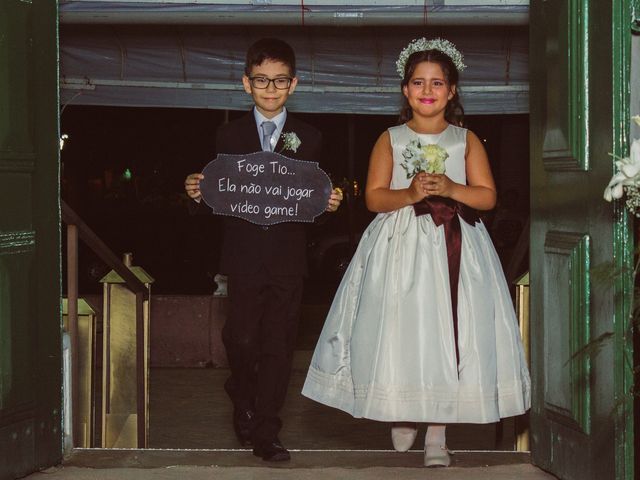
[248,76,294,90]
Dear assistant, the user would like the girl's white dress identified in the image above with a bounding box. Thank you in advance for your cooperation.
[302,123,531,423]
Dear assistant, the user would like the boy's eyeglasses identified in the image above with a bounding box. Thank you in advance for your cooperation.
[249,76,293,90]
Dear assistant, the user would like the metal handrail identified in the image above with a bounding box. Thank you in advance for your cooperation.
[505,216,530,286]
[61,201,147,295]
[61,200,147,448]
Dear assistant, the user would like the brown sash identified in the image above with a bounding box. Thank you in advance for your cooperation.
[413,197,479,368]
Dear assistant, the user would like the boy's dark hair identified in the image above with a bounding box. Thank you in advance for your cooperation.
[245,38,296,76]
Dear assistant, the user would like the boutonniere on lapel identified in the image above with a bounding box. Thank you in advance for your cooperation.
[279,131,302,154]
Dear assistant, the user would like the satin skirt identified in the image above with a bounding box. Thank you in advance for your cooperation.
[302,206,531,423]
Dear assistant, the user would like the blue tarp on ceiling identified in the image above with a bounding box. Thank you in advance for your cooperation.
[59,1,529,114]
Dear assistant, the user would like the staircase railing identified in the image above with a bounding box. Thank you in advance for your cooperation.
[61,200,148,448]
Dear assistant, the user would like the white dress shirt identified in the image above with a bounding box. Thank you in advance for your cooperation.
[253,107,287,152]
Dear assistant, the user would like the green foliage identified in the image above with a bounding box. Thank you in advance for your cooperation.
[590,261,632,292]
[567,331,615,365]
[576,250,639,415]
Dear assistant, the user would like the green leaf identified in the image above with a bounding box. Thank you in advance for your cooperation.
[590,261,632,292]
[566,331,614,365]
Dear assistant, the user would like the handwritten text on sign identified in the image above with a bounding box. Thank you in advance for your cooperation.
[199,151,332,225]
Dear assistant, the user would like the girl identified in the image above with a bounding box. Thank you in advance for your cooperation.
[302,38,530,467]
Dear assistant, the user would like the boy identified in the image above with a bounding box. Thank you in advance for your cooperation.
[185,38,342,461]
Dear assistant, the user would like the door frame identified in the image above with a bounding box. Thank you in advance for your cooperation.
[53,3,638,480]
[612,1,637,478]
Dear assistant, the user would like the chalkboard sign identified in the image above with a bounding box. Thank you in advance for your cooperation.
[199,151,332,226]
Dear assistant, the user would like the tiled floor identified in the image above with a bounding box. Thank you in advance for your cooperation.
[148,355,520,451]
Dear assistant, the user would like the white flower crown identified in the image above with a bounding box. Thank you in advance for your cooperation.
[396,37,466,78]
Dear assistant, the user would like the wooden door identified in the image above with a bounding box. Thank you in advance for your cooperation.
[0,2,61,479]
[529,1,635,479]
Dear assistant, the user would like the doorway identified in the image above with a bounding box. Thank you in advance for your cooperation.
[59,104,530,451]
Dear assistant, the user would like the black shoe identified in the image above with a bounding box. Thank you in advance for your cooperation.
[252,439,291,462]
[232,409,255,447]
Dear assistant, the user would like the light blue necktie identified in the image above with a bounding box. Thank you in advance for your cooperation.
[261,121,276,152]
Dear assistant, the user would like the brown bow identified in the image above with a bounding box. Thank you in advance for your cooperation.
[413,197,479,368]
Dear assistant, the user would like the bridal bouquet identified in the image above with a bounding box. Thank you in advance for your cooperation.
[594,116,640,415]
[400,140,448,179]
[603,116,640,216]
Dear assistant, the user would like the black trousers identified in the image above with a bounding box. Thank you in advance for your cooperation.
[222,269,303,443]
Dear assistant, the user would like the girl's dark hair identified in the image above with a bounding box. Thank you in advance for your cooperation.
[245,38,296,76]
[398,49,464,126]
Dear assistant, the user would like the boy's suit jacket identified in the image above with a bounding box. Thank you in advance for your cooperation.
[196,110,323,276]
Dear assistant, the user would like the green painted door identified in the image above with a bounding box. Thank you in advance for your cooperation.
[0,2,61,479]
[530,1,635,479]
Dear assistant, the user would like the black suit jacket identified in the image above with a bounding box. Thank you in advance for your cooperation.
[194,110,323,276]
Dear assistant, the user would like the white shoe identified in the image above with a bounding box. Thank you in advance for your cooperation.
[391,423,418,452]
[424,444,451,467]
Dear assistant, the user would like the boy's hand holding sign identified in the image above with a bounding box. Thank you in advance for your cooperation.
[198,151,332,226]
